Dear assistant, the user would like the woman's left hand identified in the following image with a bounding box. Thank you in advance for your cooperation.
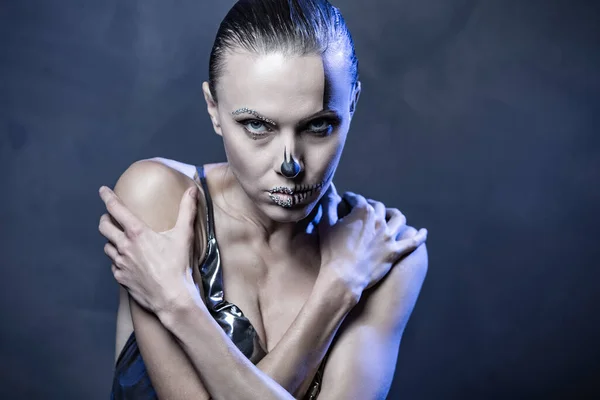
[98,185,200,314]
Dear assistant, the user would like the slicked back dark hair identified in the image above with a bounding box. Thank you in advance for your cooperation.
[208,0,358,103]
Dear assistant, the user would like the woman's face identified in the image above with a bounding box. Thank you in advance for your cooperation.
[203,48,359,223]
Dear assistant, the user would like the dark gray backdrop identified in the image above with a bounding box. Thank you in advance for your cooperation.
[1,0,599,399]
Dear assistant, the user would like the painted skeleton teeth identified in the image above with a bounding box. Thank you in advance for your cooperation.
[268,182,323,195]
[267,181,326,208]
[269,186,294,195]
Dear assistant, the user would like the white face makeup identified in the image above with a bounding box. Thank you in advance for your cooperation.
[206,49,358,223]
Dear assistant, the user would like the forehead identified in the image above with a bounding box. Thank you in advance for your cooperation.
[218,50,350,120]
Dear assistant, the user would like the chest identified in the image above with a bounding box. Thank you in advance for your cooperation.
[217,240,321,352]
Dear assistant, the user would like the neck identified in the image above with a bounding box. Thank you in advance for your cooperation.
[212,164,323,254]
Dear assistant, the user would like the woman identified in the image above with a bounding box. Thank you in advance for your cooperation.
[99,1,429,399]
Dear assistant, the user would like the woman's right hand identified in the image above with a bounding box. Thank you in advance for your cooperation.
[317,183,428,302]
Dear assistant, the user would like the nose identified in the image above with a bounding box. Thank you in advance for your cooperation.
[275,135,303,179]
[280,146,301,178]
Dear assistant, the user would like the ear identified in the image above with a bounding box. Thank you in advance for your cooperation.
[202,81,222,136]
[349,80,361,118]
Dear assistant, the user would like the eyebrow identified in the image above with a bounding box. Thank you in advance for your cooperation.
[231,108,277,125]
[231,107,341,127]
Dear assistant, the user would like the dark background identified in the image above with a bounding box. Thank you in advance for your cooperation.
[1,0,599,398]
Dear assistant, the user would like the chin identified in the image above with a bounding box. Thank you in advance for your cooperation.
[263,199,317,223]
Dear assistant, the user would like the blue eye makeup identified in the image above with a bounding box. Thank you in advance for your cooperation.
[231,107,342,141]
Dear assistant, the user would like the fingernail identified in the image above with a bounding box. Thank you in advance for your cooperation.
[189,187,197,198]
[99,186,105,194]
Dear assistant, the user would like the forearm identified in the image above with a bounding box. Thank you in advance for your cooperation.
[158,272,356,400]
[253,274,356,396]
[160,295,292,400]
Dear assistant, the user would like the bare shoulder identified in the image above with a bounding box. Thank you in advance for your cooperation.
[112,156,209,272]
[145,156,198,180]
[113,157,202,231]
[111,157,207,357]
[340,190,429,281]
[341,194,429,332]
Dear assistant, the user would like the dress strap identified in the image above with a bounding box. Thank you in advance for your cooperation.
[196,165,216,241]
[195,164,224,307]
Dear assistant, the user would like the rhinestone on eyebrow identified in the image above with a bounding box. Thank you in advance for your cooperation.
[231,107,276,125]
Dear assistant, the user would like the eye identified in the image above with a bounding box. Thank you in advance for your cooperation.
[309,120,328,130]
[238,119,273,139]
[306,119,335,136]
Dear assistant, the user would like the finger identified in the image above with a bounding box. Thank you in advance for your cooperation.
[317,182,341,228]
[390,228,428,261]
[104,242,120,263]
[111,264,125,285]
[343,192,372,219]
[99,186,146,236]
[385,208,407,234]
[367,199,386,227]
[337,196,352,219]
[98,213,126,245]
[175,186,199,238]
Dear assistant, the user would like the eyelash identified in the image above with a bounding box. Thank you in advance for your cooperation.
[238,118,338,140]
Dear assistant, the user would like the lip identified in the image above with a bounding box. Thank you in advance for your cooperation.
[267,182,324,195]
[267,182,324,208]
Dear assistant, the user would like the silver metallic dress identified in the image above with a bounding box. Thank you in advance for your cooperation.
[110,165,327,399]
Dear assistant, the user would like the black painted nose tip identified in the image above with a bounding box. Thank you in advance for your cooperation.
[281,147,301,178]
[281,159,301,178]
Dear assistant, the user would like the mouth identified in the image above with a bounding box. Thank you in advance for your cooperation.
[267,182,324,195]
[267,182,324,208]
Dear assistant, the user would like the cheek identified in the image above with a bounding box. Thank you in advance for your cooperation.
[222,133,247,167]
[305,134,346,175]
[221,129,267,178]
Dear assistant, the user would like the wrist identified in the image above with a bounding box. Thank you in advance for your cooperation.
[157,275,205,330]
[314,265,361,311]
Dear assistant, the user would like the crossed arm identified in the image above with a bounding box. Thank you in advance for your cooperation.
[110,161,428,399]
[127,277,353,400]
